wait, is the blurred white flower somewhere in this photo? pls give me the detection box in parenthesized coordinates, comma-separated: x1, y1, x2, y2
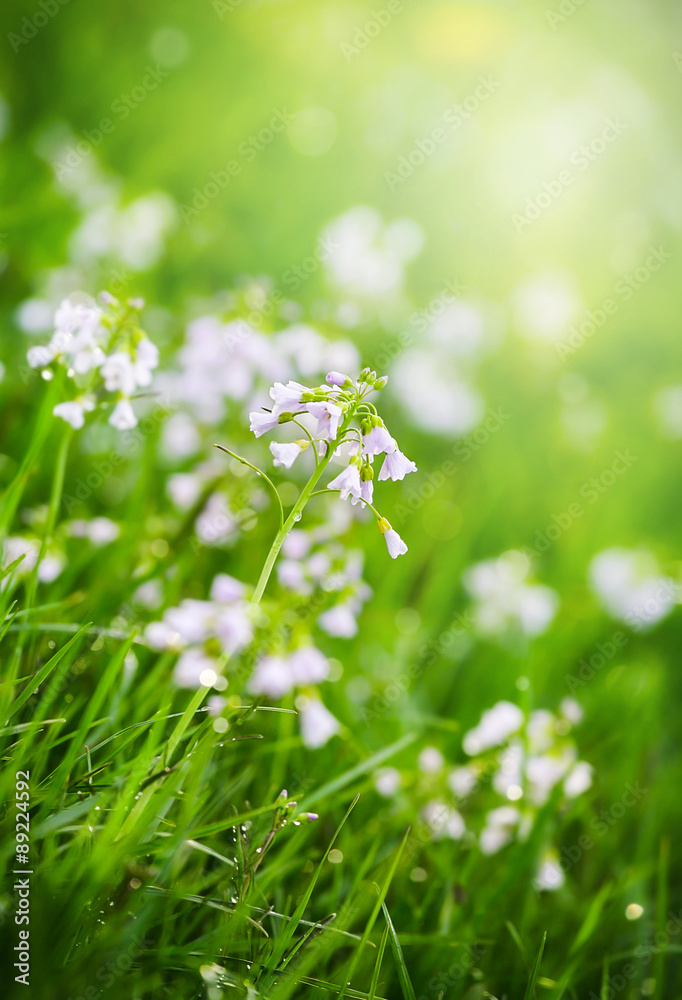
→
(463, 550, 559, 638)
(374, 767, 401, 797)
(298, 698, 340, 748)
(418, 746, 445, 773)
(463, 701, 524, 755)
(654, 386, 682, 439)
(423, 800, 465, 841)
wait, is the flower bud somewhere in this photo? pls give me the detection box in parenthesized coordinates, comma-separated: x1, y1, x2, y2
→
(358, 367, 371, 383)
(374, 376, 388, 389)
(326, 371, 353, 387)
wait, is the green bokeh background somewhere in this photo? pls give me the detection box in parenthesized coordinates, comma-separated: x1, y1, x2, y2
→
(1, 0, 682, 995)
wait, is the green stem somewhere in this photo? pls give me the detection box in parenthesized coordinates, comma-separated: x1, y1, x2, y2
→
(251, 441, 337, 606)
(23, 423, 73, 620)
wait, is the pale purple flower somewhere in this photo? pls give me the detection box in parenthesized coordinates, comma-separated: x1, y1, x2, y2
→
(53, 398, 95, 430)
(327, 464, 362, 501)
(101, 352, 137, 395)
(377, 518, 408, 559)
(362, 424, 396, 456)
(109, 398, 137, 430)
(28, 344, 56, 369)
(290, 647, 329, 685)
(270, 380, 308, 409)
(299, 698, 340, 748)
(326, 371, 351, 387)
(378, 447, 418, 481)
(270, 440, 308, 469)
(210, 574, 246, 603)
(306, 400, 343, 440)
(318, 602, 359, 638)
(174, 648, 219, 688)
(213, 603, 253, 654)
(351, 478, 374, 507)
(165, 599, 215, 645)
(250, 410, 281, 437)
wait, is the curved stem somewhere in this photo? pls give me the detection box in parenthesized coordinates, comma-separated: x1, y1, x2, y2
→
(309, 488, 382, 520)
(214, 444, 284, 529)
(250, 408, 357, 605)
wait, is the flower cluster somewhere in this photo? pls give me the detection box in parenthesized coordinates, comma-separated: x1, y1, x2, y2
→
(143, 572, 343, 749)
(373, 697, 592, 891)
(463, 549, 559, 638)
(249, 368, 417, 559)
(27, 292, 158, 431)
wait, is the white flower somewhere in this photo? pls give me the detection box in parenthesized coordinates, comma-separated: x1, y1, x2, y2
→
(144, 620, 184, 651)
(588, 547, 676, 630)
(533, 856, 565, 892)
(210, 574, 246, 603)
(378, 447, 418, 482)
(290, 647, 329, 685)
(250, 656, 296, 698)
(362, 424, 395, 456)
(213, 604, 253, 654)
(564, 761, 593, 798)
(270, 440, 309, 469)
(377, 518, 408, 559)
(423, 801, 465, 841)
(87, 517, 120, 545)
(480, 806, 520, 855)
(27, 345, 55, 368)
(318, 602, 359, 637)
(53, 398, 95, 430)
(174, 648, 219, 688)
(167, 473, 202, 510)
(165, 599, 215, 644)
(328, 464, 362, 502)
(448, 766, 478, 799)
(463, 701, 524, 755)
(270, 380, 308, 409)
(352, 477, 374, 507)
(463, 551, 559, 638)
(109, 398, 138, 430)
(374, 767, 401, 797)
(132, 337, 159, 387)
(101, 352, 137, 395)
(250, 410, 282, 437)
(54, 296, 102, 336)
(298, 698, 340, 748)
(37, 553, 65, 583)
(68, 330, 106, 374)
(560, 698, 583, 726)
(306, 400, 343, 440)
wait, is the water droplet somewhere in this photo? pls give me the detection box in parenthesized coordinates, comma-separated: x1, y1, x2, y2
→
(293, 513, 302, 522)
